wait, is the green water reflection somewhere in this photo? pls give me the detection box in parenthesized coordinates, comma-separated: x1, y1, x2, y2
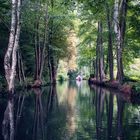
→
(0, 81, 140, 140)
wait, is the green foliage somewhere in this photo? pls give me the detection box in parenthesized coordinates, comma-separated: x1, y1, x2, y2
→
(132, 82, 140, 97)
(67, 69, 78, 80)
(0, 0, 140, 85)
(58, 74, 65, 82)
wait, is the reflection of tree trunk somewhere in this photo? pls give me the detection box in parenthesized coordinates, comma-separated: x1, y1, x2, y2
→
(117, 95, 124, 139)
(33, 88, 44, 140)
(95, 87, 101, 140)
(95, 88, 101, 139)
(15, 94, 25, 135)
(2, 96, 14, 140)
(95, 87, 106, 140)
(47, 85, 58, 113)
(107, 93, 114, 139)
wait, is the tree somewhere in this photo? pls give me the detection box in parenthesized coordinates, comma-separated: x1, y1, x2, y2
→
(95, 21, 105, 82)
(105, 0, 114, 80)
(114, 0, 128, 84)
(33, 1, 49, 85)
(4, 0, 21, 93)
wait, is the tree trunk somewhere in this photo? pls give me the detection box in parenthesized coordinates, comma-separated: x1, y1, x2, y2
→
(114, 0, 127, 84)
(98, 21, 105, 82)
(34, 4, 40, 81)
(106, 2, 114, 80)
(39, 4, 48, 79)
(34, 2, 48, 86)
(51, 59, 57, 84)
(4, 0, 17, 86)
(95, 25, 99, 80)
(17, 50, 22, 84)
(4, 0, 21, 93)
(17, 49, 26, 85)
(114, 0, 123, 84)
(95, 21, 105, 82)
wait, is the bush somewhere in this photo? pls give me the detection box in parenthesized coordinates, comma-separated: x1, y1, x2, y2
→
(58, 75, 65, 82)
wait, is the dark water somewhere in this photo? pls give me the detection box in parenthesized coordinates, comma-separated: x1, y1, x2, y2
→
(0, 81, 140, 140)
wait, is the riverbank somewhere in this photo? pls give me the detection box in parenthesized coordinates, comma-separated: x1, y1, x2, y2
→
(88, 77, 140, 104)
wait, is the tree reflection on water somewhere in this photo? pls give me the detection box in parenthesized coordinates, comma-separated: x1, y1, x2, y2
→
(2, 95, 14, 140)
(0, 81, 140, 140)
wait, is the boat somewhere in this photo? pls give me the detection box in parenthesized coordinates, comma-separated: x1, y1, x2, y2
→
(76, 75, 82, 81)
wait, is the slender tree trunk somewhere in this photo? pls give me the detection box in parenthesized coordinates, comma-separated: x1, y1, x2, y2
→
(119, 0, 128, 79)
(34, 2, 49, 86)
(104, 52, 109, 75)
(51, 59, 57, 84)
(17, 50, 22, 84)
(49, 19, 56, 83)
(4, 0, 16, 86)
(114, 0, 127, 84)
(4, 0, 21, 93)
(114, 0, 123, 84)
(95, 25, 99, 80)
(39, 4, 48, 78)
(98, 21, 105, 82)
(106, 2, 114, 80)
(34, 6, 40, 81)
(17, 49, 26, 85)
(9, 0, 21, 92)
(95, 21, 105, 82)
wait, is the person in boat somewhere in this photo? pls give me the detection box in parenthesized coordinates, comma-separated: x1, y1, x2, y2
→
(76, 75, 82, 81)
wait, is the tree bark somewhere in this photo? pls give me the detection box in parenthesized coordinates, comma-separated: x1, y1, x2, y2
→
(106, 2, 114, 80)
(4, 0, 17, 86)
(95, 25, 99, 80)
(98, 21, 105, 82)
(34, 2, 49, 85)
(114, 0, 123, 84)
(114, 0, 127, 84)
(95, 21, 105, 82)
(4, 0, 21, 93)
(39, 4, 49, 79)
(17, 49, 26, 85)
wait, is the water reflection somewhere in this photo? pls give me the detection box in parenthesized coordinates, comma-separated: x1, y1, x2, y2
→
(92, 85, 125, 140)
(0, 81, 140, 140)
(67, 81, 77, 136)
(2, 96, 14, 140)
(107, 92, 114, 139)
(32, 88, 44, 140)
(15, 93, 25, 137)
(116, 94, 125, 140)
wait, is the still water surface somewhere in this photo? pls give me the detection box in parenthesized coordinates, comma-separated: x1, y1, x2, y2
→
(0, 81, 140, 140)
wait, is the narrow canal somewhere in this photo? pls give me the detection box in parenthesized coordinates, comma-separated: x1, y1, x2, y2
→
(0, 81, 140, 140)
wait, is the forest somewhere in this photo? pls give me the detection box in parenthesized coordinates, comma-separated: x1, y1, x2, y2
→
(0, 1, 140, 140)
(0, 0, 140, 95)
